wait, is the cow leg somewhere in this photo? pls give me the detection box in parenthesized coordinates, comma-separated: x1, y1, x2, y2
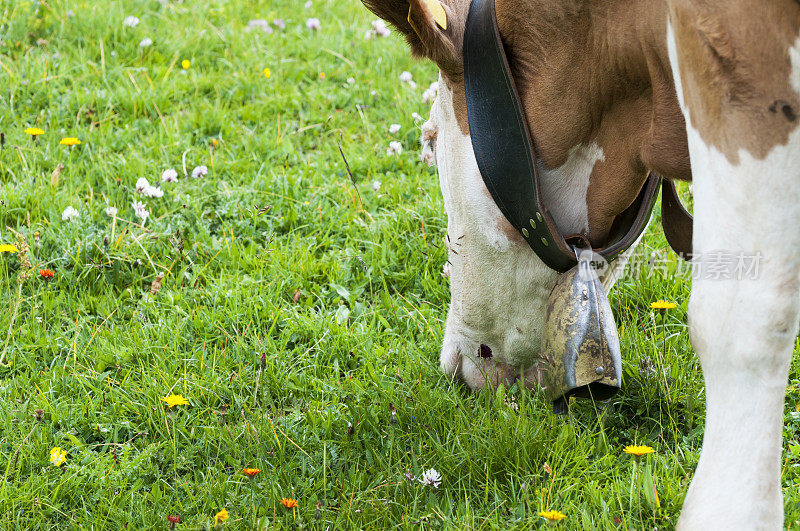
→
(666, 5, 800, 526)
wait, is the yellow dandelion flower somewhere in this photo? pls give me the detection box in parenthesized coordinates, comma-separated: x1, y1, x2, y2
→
(649, 300, 677, 310)
(161, 394, 190, 408)
(318, 72, 326, 79)
(623, 445, 655, 457)
(59, 137, 81, 146)
(49, 446, 67, 467)
(25, 127, 44, 136)
(0, 244, 19, 253)
(263, 67, 271, 78)
(181, 59, 191, 70)
(538, 509, 567, 523)
(214, 508, 228, 525)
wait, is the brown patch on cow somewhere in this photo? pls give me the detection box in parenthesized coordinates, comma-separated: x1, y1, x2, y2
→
(668, 0, 800, 163)
(495, 0, 692, 243)
(443, 75, 470, 135)
(585, 98, 652, 245)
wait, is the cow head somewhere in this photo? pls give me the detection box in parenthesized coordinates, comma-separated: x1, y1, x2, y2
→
(364, 0, 608, 389)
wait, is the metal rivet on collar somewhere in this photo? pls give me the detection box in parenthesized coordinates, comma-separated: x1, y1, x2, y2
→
(521, 228, 529, 238)
(536, 212, 543, 222)
(541, 237, 549, 246)
(529, 219, 536, 229)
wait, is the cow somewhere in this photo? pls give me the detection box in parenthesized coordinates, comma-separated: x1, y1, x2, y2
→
(361, 0, 800, 527)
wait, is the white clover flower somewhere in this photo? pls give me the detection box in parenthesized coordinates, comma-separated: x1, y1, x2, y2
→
(105, 206, 118, 217)
(347, 77, 355, 84)
(420, 143, 435, 166)
(143, 186, 163, 198)
(411, 112, 423, 122)
(246, 19, 273, 33)
(161, 169, 178, 183)
(389, 123, 401, 134)
(135, 177, 151, 193)
(364, 30, 374, 40)
(139, 37, 153, 48)
(386, 141, 403, 156)
(408, 80, 417, 89)
(304, 1, 313, 8)
(66, 9, 75, 18)
(62, 206, 79, 222)
(191, 165, 208, 179)
(372, 180, 381, 192)
(372, 20, 390, 37)
(422, 81, 440, 104)
(273, 18, 286, 30)
(419, 468, 441, 488)
(123, 16, 140, 28)
(132, 201, 149, 221)
(306, 18, 321, 31)
(399, 71, 413, 83)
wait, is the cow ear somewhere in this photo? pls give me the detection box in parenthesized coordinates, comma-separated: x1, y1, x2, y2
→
(362, 0, 463, 77)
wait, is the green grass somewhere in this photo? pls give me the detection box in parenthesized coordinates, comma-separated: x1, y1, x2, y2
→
(2, 0, 800, 528)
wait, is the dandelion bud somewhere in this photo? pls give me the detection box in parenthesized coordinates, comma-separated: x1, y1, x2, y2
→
(103, 236, 109, 247)
(219, 403, 228, 425)
(34, 409, 44, 422)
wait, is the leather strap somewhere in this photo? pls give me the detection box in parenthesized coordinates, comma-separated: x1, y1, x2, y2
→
(661, 179, 693, 259)
(463, 0, 668, 272)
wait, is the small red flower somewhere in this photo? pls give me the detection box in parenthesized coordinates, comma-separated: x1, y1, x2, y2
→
(39, 269, 55, 280)
(168, 515, 181, 529)
(243, 468, 261, 477)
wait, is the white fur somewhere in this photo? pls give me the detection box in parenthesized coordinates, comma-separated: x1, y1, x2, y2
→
(669, 25, 800, 529)
(538, 142, 602, 235)
(429, 75, 612, 387)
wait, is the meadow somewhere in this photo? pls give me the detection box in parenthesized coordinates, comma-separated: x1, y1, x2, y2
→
(2, 0, 800, 528)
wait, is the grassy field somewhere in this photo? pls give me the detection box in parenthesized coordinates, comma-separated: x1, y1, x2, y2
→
(2, 0, 800, 528)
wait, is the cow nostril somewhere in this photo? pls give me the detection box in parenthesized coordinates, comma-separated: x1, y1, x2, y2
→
(479, 344, 493, 359)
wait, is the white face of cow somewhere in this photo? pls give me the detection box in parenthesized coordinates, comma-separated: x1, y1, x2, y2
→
(424, 74, 609, 389)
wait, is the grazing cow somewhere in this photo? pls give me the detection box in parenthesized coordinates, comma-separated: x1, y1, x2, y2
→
(363, 0, 800, 527)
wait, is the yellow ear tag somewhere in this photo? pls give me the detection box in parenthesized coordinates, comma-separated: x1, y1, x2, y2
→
(423, 0, 448, 30)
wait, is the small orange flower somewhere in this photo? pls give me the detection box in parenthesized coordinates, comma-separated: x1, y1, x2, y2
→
(39, 269, 55, 279)
(318, 72, 326, 79)
(280, 498, 298, 509)
(243, 468, 261, 477)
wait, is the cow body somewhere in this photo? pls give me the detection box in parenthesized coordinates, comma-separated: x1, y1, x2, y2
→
(363, 0, 800, 526)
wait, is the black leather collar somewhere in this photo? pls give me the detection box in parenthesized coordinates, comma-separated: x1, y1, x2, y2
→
(462, 0, 664, 272)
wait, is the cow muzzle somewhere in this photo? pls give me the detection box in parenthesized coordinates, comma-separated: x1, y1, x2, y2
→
(541, 250, 623, 414)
